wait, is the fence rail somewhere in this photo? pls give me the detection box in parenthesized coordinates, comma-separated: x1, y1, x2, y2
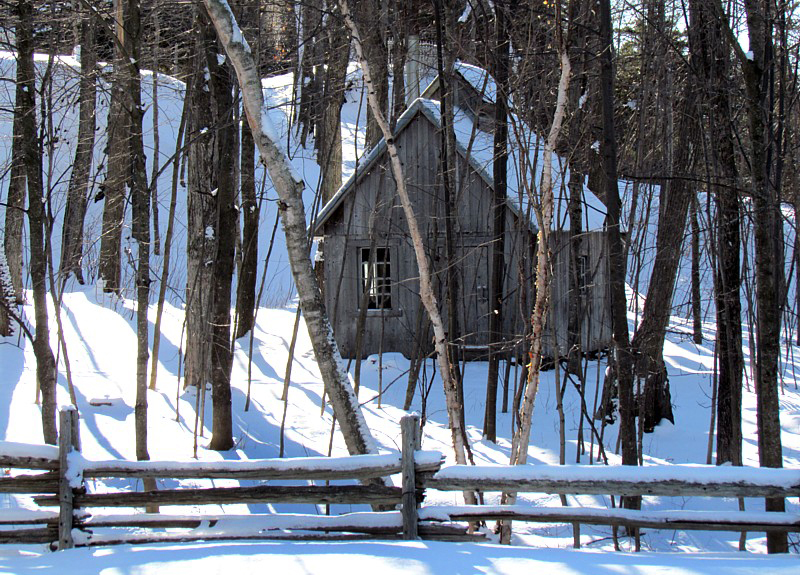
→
(0, 409, 798, 550)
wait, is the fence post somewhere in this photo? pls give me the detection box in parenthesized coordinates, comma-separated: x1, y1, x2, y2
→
(400, 414, 420, 540)
(58, 407, 80, 550)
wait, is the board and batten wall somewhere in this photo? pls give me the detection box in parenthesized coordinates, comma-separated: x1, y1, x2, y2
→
(319, 109, 611, 361)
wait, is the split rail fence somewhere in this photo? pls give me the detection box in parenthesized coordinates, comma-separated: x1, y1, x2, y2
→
(1, 410, 798, 550)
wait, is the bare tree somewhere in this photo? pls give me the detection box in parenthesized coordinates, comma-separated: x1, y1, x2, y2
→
(484, 0, 510, 443)
(735, 0, 787, 553)
(60, 0, 97, 284)
(598, 0, 637, 469)
(687, 0, 743, 467)
(234, 0, 260, 340)
(203, 0, 380, 458)
(339, 0, 475, 472)
(98, 0, 131, 294)
(4, 65, 26, 303)
(124, 0, 152, 463)
(16, 0, 58, 444)
(202, 6, 238, 451)
(185, 10, 218, 393)
(501, 0, 572, 544)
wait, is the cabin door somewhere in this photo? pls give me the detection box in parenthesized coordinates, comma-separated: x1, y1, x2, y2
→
(458, 243, 490, 351)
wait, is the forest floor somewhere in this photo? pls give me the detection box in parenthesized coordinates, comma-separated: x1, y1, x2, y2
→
(0, 285, 798, 573)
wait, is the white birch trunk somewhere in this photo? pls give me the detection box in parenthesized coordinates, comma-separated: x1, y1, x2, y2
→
(203, 0, 378, 460)
(338, 0, 472, 471)
(500, 47, 571, 544)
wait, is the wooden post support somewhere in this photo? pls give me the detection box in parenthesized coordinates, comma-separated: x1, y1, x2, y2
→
(58, 408, 80, 550)
(400, 414, 420, 540)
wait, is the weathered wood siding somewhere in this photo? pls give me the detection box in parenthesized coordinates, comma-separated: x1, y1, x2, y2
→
(543, 230, 613, 357)
(320, 109, 610, 360)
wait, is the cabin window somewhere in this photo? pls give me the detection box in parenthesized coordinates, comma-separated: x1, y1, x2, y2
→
(360, 247, 393, 310)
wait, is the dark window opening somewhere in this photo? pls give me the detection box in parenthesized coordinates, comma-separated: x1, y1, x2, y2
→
(361, 247, 392, 310)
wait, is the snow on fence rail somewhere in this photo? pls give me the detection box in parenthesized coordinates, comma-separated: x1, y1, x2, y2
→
(0, 410, 798, 550)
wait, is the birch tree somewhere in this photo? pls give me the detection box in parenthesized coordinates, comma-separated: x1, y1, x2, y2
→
(500, 0, 571, 544)
(202, 0, 379, 459)
(338, 0, 475, 474)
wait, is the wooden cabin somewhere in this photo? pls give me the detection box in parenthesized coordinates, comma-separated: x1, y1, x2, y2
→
(312, 97, 612, 361)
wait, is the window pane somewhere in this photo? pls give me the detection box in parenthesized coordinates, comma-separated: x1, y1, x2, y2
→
(360, 247, 392, 309)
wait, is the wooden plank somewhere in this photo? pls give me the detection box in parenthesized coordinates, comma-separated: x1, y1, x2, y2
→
(0, 527, 57, 544)
(401, 414, 419, 539)
(84, 462, 401, 480)
(425, 477, 800, 498)
(38, 484, 403, 508)
(76, 532, 397, 547)
(0, 442, 59, 469)
(80, 511, 402, 531)
(0, 472, 59, 493)
(426, 467, 800, 498)
(82, 454, 442, 480)
(437, 508, 800, 533)
(0, 510, 59, 525)
(0, 455, 59, 471)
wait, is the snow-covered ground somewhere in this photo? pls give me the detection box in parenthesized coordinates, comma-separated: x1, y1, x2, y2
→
(2, 540, 799, 574)
(0, 282, 798, 572)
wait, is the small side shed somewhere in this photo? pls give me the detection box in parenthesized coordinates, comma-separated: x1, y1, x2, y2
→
(313, 97, 611, 361)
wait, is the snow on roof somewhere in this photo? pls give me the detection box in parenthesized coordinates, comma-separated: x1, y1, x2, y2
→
(454, 61, 497, 104)
(313, 97, 606, 234)
(419, 61, 498, 104)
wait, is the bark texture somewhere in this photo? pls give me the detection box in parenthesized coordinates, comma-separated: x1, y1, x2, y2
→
(60, 2, 97, 284)
(17, 0, 58, 444)
(98, 0, 131, 294)
(339, 0, 472, 470)
(203, 0, 380, 459)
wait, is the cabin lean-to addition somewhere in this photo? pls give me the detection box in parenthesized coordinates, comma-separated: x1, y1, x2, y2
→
(313, 66, 612, 362)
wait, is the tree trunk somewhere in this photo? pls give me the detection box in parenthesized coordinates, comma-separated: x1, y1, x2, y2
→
(432, 0, 466, 441)
(630, 86, 697, 433)
(564, 0, 592, 377)
(0, 255, 14, 337)
(98, 0, 130, 294)
(501, 8, 571, 543)
(234, 0, 261, 341)
(185, 12, 217, 392)
(202, 8, 237, 451)
(339, 0, 472, 471)
(484, 0, 510, 443)
(739, 0, 787, 553)
(297, 0, 323, 147)
(204, 0, 380, 460)
(354, 0, 389, 149)
(235, 121, 259, 340)
(125, 0, 151, 463)
(17, 0, 58, 445)
(690, 192, 703, 344)
(60, 2, 97, 285)
(4, 77, 25, 303)
(598, 0, 637, 468)
(688, 0, 743, 467)
(318, 9, 350, 204)
(389, 0, 408, 128)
